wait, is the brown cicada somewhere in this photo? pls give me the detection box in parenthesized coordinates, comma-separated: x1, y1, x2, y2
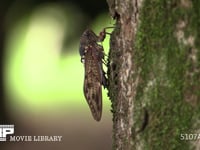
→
(79, 28, 108, 121)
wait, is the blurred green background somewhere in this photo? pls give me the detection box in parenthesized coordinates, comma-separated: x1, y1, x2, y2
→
(1, 1, 114, 150)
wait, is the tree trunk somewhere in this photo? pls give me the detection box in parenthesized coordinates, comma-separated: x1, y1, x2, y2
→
(107, 0, 200, 149)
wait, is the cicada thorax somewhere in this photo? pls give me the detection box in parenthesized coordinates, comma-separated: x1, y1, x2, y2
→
(79, 29, 106, 60)
(79, 28, 108, 121)
(79, 29, 99, 59)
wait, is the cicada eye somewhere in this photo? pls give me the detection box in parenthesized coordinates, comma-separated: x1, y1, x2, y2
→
(81, 57, 85, 63)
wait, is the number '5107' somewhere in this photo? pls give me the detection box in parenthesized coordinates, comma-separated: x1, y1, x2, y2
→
(180, 133, 200, 140)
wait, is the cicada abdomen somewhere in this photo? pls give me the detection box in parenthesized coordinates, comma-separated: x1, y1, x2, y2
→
(79, 28, 107, 121)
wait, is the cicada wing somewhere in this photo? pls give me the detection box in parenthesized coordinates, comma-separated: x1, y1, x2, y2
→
(83, 46, 102, 121)
(84, 75, 102, 121)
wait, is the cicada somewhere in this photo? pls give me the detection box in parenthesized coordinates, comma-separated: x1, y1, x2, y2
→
(79, 28, 108, 121)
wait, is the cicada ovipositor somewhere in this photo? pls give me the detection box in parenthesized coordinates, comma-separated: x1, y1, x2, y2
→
(79, 28, 108, 121)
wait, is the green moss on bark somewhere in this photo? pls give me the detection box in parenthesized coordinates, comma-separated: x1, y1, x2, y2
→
(134, 0, 200, 149)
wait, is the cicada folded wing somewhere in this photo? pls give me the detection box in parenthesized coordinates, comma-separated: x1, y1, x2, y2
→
(83, 45, 103, 121)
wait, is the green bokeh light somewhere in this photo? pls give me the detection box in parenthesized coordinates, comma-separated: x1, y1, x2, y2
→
(4, 4, 113, 117)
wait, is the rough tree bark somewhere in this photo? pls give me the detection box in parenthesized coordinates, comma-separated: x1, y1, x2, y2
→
(107, 0, 200, 149)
